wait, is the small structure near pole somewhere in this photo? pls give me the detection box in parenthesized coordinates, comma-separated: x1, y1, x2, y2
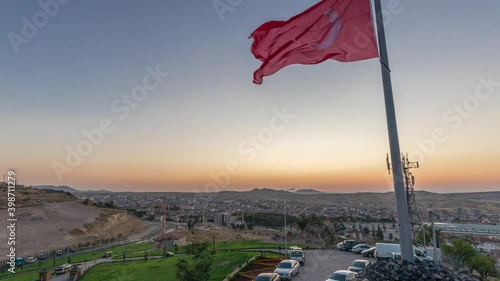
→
(39, 268, 51, 281)
(154, 231, 187, 249)
(69, 266, 82, 280)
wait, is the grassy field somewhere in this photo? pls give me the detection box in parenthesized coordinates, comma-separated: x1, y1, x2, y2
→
(2, 272, 40, 281)
(119, 240, 291, 259)
(0, 240, 289, 279)
(0, 259, 66, 278)
(78, 252, 261, 281)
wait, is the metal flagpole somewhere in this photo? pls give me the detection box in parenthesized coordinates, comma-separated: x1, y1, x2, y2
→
(373, 0, 414, 262)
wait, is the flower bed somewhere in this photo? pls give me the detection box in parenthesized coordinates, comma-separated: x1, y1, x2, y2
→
(233, 257, 282, 281)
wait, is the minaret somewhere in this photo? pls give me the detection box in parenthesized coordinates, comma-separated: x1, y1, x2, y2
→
(162, 193, 167, 233)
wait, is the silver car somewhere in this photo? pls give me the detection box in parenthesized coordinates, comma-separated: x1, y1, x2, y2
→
(273, 260, 300, 280)
(352, 244, 371, 254)
(326, 270, 357, 281)
(347, 259, 371, 273)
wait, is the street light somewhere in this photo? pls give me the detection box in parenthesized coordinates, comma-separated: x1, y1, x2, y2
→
(284, 188, 294, 259)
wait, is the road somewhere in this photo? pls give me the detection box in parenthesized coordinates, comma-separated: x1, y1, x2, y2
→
(293, 249, 376, 281)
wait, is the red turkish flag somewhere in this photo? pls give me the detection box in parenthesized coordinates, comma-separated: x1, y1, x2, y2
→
(251, 0, 379, 84)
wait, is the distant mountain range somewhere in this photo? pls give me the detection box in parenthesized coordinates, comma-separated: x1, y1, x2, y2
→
(293, 189, 324, 194)
(32, 185, 79, 193)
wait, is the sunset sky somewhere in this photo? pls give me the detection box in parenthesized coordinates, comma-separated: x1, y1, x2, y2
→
(1, 0, 499, 193)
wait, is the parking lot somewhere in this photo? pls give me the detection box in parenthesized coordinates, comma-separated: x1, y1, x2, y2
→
(293, 249, 376, 281)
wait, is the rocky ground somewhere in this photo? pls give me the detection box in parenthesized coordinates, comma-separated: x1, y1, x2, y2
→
(355, 259, 482, 281)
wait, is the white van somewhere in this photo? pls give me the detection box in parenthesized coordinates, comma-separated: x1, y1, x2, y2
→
(55, 263, 72, 274)
(374, 243, 433, 262)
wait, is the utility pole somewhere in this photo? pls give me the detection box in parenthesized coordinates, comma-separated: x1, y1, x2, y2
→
(162, 193, 167, 234)
(429, 210, 438, 262)
(284, 200, 287, 259)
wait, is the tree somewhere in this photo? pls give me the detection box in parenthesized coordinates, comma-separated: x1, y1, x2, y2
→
(382, 224, 386, 232)
(335, 221, 346, 233)
(388, 233, 393, 240)
(363, 226, 370, 236)
(176, 242, 214, 281)
(376, 225, 384, 241)
(414, 225, 442, 247)
(371, 225, 376, 238)
(442, 238, 477, 270)
(467, 254, 497, 279)
(296, 215, 309, 233)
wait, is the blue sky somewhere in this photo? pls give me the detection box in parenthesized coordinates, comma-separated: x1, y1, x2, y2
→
(1, 0, 499, 192)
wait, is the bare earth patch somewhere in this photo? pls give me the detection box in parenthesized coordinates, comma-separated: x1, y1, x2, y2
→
(0, 201, 145, 257)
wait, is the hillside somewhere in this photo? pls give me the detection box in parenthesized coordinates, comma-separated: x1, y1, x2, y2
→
(0, 188, 146, 257)
(32, 185, 79, 193)
(0, 186, 77, 209)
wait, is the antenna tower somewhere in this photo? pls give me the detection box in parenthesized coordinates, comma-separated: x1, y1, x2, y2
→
(387, 153, 421, 238)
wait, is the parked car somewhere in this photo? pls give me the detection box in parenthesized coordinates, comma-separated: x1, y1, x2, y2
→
(347, 259, 371, 273)
(290, 251, 305, 265)
(336, 242, 345, 250)
(101, 251, 113, 258)
(28, 257, 37, 264)
(273, 260, 300, 280)
(352, 244, 371, 254)
(164, 252, 175, 257)
(14, 257, 24, 266)
(254, 273, 281, 281)
(391, 252, 425, 262)
(340, 240, 360, 251)
(38, 254, 46, 260)
(361, 247, 376, 258)
(287, 246, 303, 254)
(326, 270, 357, 281)
(57, 250, 63, 256)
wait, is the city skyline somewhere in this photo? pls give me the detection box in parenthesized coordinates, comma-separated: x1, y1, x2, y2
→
(1, 0, 500, 193)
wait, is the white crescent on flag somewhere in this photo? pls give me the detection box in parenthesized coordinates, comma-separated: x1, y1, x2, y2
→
(311, 9, 342, 49)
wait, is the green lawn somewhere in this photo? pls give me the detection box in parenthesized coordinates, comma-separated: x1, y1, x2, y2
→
(1, 272, 40, 281)
(79, 252, 261, 281)
(0, 259, 66, 278)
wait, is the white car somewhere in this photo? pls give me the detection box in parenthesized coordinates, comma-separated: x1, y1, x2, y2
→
(326, 270, 357, 281)
(254, 273, 281, 281)
(347, 259, 371, 273)
(28, 257, 37, 264)
(290, 251, 305, 265)
(287, 246, 303, 254)
(274, 260, 300, 280)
